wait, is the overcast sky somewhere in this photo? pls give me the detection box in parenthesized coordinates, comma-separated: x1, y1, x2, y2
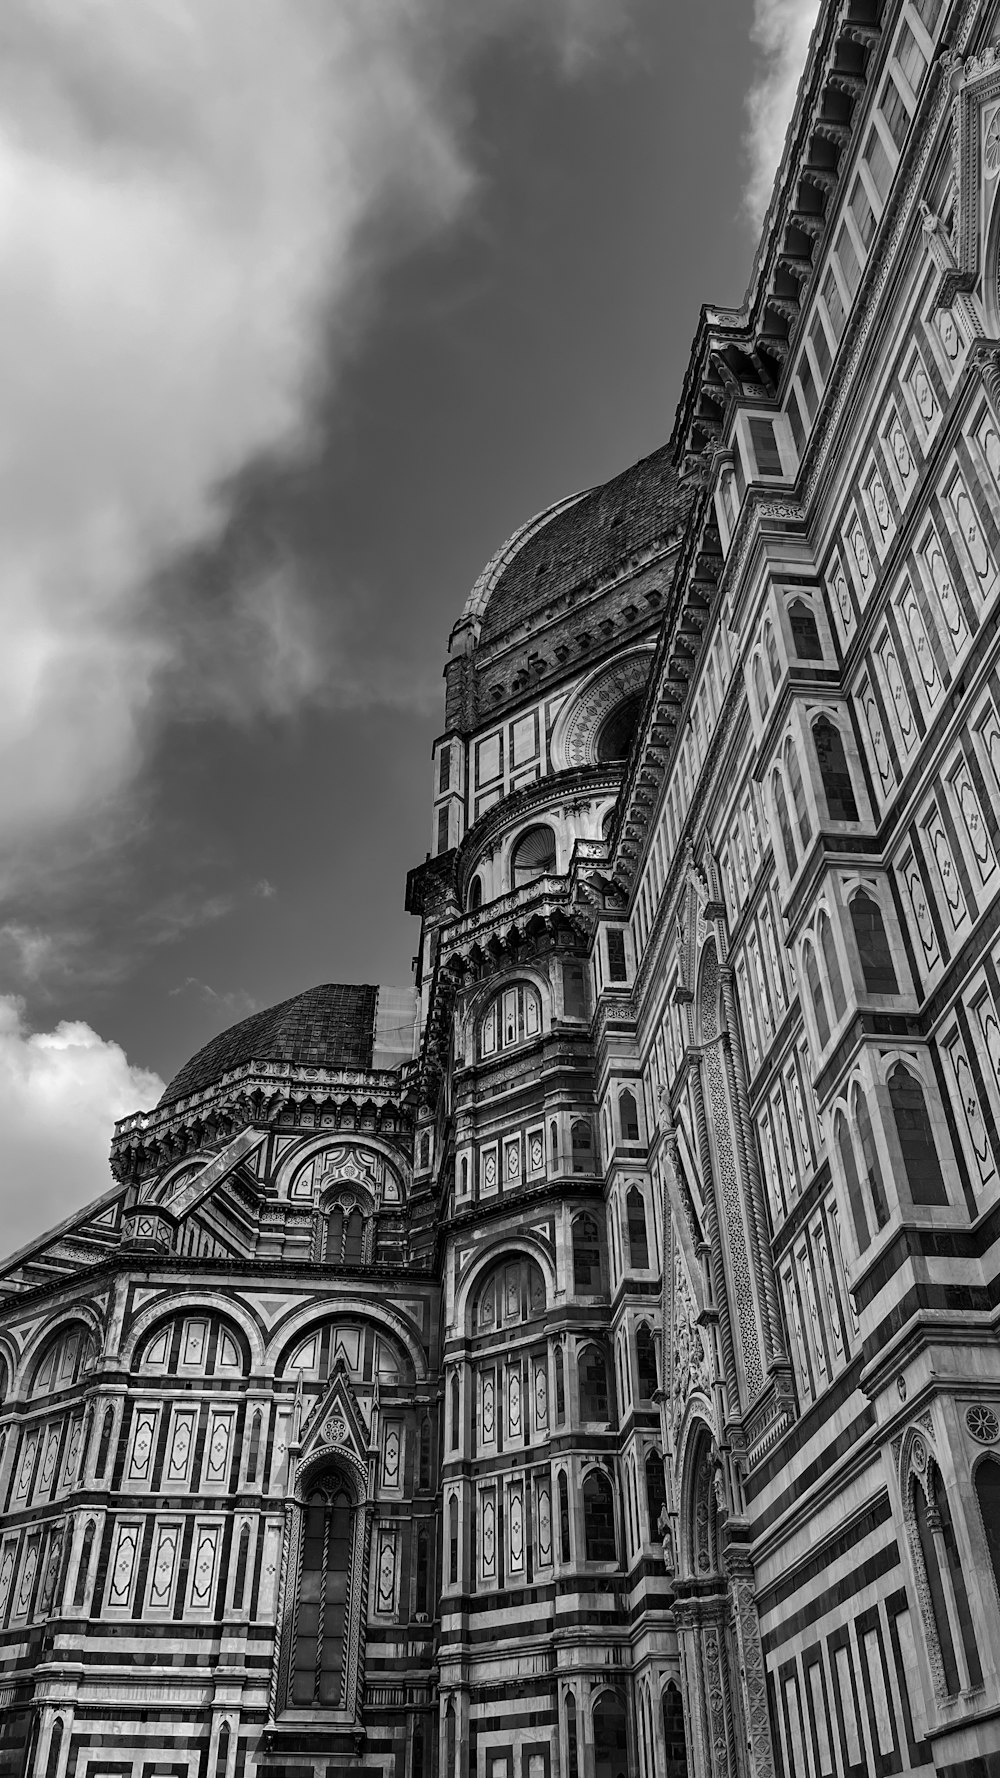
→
(0, 0, 820, 1254)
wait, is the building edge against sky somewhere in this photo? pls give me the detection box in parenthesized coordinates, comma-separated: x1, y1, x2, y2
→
(2, 0, 1000, 1774)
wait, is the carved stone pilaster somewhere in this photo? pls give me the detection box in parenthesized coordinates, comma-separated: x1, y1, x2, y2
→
(725, 1555, 777, 1778)
(718, 967, 786, 1373)
(689, 1055, 740, 1419)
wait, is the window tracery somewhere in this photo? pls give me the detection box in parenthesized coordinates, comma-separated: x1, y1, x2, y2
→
(473, 1255, 546, 1334)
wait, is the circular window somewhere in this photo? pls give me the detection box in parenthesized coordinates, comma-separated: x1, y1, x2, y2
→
(596, 695, 642, 764)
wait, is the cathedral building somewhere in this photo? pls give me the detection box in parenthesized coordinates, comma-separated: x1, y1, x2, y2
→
(4, 0, 1000, 1772)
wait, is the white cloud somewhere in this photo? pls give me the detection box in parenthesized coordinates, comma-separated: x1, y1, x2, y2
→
(0, 0, 628, 867)
(744, 0, 823, 225)
(0, 996, 163, 1260)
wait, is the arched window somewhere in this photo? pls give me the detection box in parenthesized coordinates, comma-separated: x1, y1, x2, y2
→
(324, 1203, 368, 1265)
(474, 1255, 546, 1332)
(511, 824, 557, 889)
(448, 1497, 458, 1585)
(559, 1471, 571, 1562)
(835, 1110, 870, 1253)
(785, 738, 812, 847)
(851, 890, 898, 995)
(291, 1474, 353, 1706)
(214, 1724, 229, 1778)
(597, 695, 643, 764)
(889, 1064, 947, 1205)
(467, 875, 483, 912)
(234, 1524, 251, 1609)
(555, 1346, 566, 1423)
(803, 940, 830, 1050)
(662, 1683, 688, 1778)
(571, 1119, 593, 1175)
(95, 1407, 115, 1480)
(855, 1085, 890, 1229)
(450, 1376, 460, 1452)
(977, 1457, 1000, 1604)
(44, 1720, 62, 1778)
(915, 1462, 982, 1694)
(772, 770, 797, 875)
(764, 621, 781, 687)
(626, 1188, 650, 1270)
(753, 656, 769, 720)
(584, 1475, 618, 1563)
(445, 1700, 456, 1776)
(619, 1089, 640, 1144)
(789, 598, 823, 659)
(479, 982, 542, 1057)
(573, 1216, 601, 1291)
(30, 1325, 92, 1397)
(636, 1325, 658, 1401)
(246, 1409, 262, 1484)
(416, 1524, 430, 1617)
(817, 910, 846, 1022)
(565, 1692, 580, 1778)
(578, 1346, 610, 1422)
(73, 1522, 96, 1608)
(813, 716, 859, 821)
(645, 1451, 666, 1537)
(593, 1691, 628, 1778)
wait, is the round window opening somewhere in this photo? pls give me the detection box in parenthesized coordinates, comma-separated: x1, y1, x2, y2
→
(597, 695, 642, 764)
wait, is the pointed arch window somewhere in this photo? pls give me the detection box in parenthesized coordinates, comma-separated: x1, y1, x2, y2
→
(754, 656, 769, 720)
(559, 1471, 571, 1562)
(789, 598, 823, 659)
(555, 1346, 566, 1423)
(803, 940, 830, 1050)
(290, 1474, 353, 1706)
(569, 1209, 597, 1294)
(578, 1345, 610, 1423)
(619, 1088, 640, 1144)
(73, 1522, 96, 1608)
(583, 1473, 617, 1563)
(785, 738, 812, 847)
(976, 1457, 1000, 1604)
(817, 910, 846, 1022)
(813, 716, 859, 821)
(565, 1692, 580, 1778)
(914, 1461, 982, 1695)
(851, 890, 898, 995)
(772, 769, 797, 875)
(467, 875, 483, 912)
(764, 620, 781, 687)
(645, 1451, 666, 1536)
(836, 1110, 870, 1253)
(855, 1085, 890, 1229)
(889, 1064, 947, 1205)
(571, 1119, 593, 1175)
(636, 1324, 658, 1401)
(626, 1187, 650, 1270)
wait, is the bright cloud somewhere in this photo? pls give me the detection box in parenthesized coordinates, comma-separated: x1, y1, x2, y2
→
(0, 0, 628, 866)
(0, 996, 163, 1259)
(744, 0, 823, 224)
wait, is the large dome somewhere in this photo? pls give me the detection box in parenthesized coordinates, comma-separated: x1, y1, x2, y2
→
(452, 443, 685, 653)
(159, 982, 415, 1107)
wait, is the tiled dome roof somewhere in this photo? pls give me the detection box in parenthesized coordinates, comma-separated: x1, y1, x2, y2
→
(473, 443, 685, 649)
(159, 983, 384, 1106)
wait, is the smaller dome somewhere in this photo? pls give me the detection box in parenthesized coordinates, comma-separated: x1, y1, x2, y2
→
(159, 983, 414, 1107)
